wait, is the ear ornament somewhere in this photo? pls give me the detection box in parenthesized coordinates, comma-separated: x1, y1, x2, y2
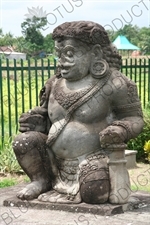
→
(91, 59, 109, 79)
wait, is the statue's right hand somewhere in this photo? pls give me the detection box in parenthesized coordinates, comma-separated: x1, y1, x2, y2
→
(19, 112, 36, 132)
(19, 109, 47, 133)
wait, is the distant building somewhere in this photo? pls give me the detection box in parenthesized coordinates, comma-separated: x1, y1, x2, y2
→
(32, 50, 46, 58)
(113, 35, 140, 51)
(131, 50, 141, 57)
(0, 46, 26, 60)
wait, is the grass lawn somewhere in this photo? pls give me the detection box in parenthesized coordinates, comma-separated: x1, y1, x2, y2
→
(128, 163, 150, 192)
(0, 163, 149, 193)
(0, 173, 29, 188)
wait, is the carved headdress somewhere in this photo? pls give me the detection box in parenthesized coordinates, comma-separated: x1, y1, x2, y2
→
(52, 21, 110, 47)
(52, 21, 122, 70)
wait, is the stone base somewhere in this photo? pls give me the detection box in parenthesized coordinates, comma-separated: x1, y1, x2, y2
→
(3, 197, 130, 216)
(3, 193, 144, 216)
(3, 184, 149, 216)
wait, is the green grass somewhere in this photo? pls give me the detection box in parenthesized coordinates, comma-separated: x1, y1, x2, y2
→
(0, 56, 56, 66)
(130, 169, 150, 193)
(0, 178, 18, 188)
(131, 184, 150, 192)
(0, 175, 30, 188)
(0, 60, 55, 146)
(129, 163, 150, 193)
(0, 138, 23, 173)
(0, 173, 149, 192)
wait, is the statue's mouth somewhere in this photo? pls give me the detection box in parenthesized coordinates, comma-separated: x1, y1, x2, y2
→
(61, 69, 69, 74)
(59, 65, 71, 74)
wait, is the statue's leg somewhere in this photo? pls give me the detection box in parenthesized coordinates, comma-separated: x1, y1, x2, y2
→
(38, 157, 82, 204)
(79, 153, 110, 204)
(13, 131, 53, 200)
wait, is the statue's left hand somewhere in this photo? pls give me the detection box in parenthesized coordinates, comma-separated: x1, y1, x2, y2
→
(99, 125, 127, 148)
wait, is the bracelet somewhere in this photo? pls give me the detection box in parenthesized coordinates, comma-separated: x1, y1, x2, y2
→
(111, 121, 132, 140)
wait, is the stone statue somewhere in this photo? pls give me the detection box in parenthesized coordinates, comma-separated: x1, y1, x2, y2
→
(13, 21, 144, 205)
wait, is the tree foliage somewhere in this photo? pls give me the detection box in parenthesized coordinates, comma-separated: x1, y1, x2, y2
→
(0, 23, 150, 57)
(107, 24, 150, 54)
(43, 34, 55, 55)
(21, 16, 50, 57)
(0, 30, 16, 47)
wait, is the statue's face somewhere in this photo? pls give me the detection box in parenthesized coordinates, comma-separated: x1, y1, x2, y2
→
(55, 38, 91, 81)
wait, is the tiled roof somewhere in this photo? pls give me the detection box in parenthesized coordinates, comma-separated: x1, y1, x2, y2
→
(0, 46, 14, 52)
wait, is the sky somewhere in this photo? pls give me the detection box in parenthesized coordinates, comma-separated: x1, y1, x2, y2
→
(0, 0, 149, 37)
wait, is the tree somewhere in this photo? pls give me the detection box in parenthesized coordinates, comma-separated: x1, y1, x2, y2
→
(43, 34, 54, 54)
(21, 16, 48, 57)
(138, 27, 150, 54)
(15, 36, 27, 53)
(0, 31, 16, 47)
(108, 25, 140, 43)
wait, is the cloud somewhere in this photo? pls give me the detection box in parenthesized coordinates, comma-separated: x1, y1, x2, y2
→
(0, 0, 149, 36)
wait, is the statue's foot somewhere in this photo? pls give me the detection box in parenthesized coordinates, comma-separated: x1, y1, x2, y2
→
(128, 196, 140, 203)
(38, 190, 81, 204)
(16, 180, 51, 200)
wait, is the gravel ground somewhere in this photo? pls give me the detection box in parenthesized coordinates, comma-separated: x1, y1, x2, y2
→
(128, 163, 150, 192)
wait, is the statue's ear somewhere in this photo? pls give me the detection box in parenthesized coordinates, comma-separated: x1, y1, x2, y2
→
(91, 44, 103, 60)
(90, 44, 109, 79)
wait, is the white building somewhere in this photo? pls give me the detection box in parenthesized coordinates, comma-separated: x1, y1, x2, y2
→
(0, 46, 26, 60)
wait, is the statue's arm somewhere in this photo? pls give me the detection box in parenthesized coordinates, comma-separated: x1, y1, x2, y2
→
(19, 76, 56, 134)
(100, 75, 144, 147)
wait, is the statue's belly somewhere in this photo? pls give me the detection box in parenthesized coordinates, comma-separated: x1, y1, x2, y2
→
(51, 121, 101, 159)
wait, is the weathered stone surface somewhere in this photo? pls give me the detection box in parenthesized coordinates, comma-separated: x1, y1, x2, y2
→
(125, 150, 137, 169)
(3, 197, 124, 216)
(12, 21, 144, 205)
(1, 185, 150, 225)
(3, 187, 150, 216)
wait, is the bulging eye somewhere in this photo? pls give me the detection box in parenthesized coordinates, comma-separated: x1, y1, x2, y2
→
(66, 51, 73, 57)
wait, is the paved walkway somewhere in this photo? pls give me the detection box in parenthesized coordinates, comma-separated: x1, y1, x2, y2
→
(0, 185, 150, 225)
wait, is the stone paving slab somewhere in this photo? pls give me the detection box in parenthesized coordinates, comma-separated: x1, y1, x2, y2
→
(1, 184, 135, 216)
(3, 196, 126, 216)
(0, 184, 150, 225)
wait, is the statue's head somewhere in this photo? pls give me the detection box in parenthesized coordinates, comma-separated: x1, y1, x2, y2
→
(52, 21, 121, 81)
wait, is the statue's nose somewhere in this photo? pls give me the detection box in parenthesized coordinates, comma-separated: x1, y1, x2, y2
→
(58, 53, 66, 64)
(57, 59, 65, 69)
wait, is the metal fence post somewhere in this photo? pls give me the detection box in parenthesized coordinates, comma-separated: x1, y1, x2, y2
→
(0, 59, 4, 146)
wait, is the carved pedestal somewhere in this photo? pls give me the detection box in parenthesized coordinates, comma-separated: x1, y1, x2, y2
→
(107, 144, 131, 204)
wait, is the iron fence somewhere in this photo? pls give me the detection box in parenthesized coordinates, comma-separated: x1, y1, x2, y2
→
(121, 58, 150, 108)
(0, 58, 56, 146)
(0, 58, 150, 146)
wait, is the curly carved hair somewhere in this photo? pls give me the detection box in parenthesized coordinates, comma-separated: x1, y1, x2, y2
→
(52, 21, 122, 70)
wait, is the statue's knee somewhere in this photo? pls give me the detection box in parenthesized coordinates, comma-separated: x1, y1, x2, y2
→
(13, 132, 47, 155)
(13, 133, 28, 154)
(80, 179, 109, 204)
(80, 169, 110, 204)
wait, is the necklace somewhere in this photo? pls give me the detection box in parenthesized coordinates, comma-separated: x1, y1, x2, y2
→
(53, 77, 97, 109)
(47, 72, 111, 146)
